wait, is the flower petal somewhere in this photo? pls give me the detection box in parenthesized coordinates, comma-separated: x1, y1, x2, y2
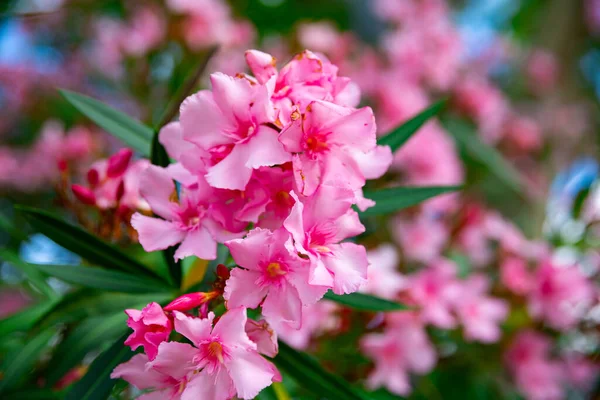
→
(174, 227, 217, 260)
(173, 311, 215, 345)
(131, 214, 185, 252)
(322, 243, 369, 294)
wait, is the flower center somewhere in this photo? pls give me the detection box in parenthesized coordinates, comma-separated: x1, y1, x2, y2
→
(266, 262, 286, 278)
(207, 341, 224, 364)
(305, 135, 329, 153)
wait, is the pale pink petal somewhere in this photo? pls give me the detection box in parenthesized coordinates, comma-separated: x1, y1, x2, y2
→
(330, 209, 365, 242)
(354, 145, 393, 179)
(245, 50, 277, 84)
(245, 319, 279, 358)
(158, 121, 193, 160)
(226, 347, 279, 399)
(278, 119, 304, 153)
(244, 125, 291, 169)
(309, 256, 335, 287)
(283, 191, 306, 248)
(323, 243, 368, 294)
(111, 354, 161, 390)
(173, 311, 214, 345)
(226, 228, 271, 271)
(287, 268, 328, 306)
(149, 341, 197, 380)
(139, 165, 177, 220)
(210, 72, 254, 122)
(182, 368, 235, 400)
(213, 306, 256, 350)
(223, 268, 268, 309)
(325, 105, 377, 152)
(292, 154, 322, 197)
(180, 90, 233, 150)
(205, 143, 252, 190)
(174, 227, 217, 260)
(261, 284, 303, 328)
(131, 214, 185, 252)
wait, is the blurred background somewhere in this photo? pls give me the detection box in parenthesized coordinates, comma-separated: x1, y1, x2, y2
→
(1, 0, 600, 399)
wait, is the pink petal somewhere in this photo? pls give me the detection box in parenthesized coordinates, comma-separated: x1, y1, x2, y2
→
(139, 165, 176, 220)
(282, 191, 306, 248)
(226, 228, 271, 271)
(245, 50, 278, 84)
(131, 214, 185, 252)
(141, 302, 170, 327)
(354, 145, 393, 180)
(261, 284, 303, 328)
(182, 368, 235, 400)
(226, 347, 279, 399)
(287, 268, 329, 306)
(322, 243, 369, 294)
(223, 268, 267, 309)
(210, 72, 254, 123)
(205, 143, 252, 190)
(174, 227, 217, 260)
(213, 306, 256, 350)
(309, 256, 335, 287)
(173, 311, 214, 345)
(326, 105, 377, 152)
(245, 319, 279, 358)
(158, 121, 193, 160)
(278, 119, 304, 153)
(330, 209, 365, 243)
(180, 90, 234, 150)
(292, 154, 322, 197)
(111, 354, 161, 390)
(245, 125, 291, 169)
(149, 341, 197, 380)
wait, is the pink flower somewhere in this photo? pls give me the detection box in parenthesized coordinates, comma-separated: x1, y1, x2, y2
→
(131, 165, 243, 260)
(503, 115, 543, 153)
(528, 260, 595, 330)
(501, 256, 533, 295)
(245, 319, 279, 358)
(279, 100, 390, 197)
(153, 307, 280, 399)
(361, 313, 436, 396)
(525, 50, 558, 94)
(284, 186, 368, 294)
(361, 244, 406, 300)
(453, 275, 508, 343)
(124, 302, 172, 361)
(224, 228, 328, 328)
(391, 213, 449, 264)
(120, 8, 166, 57)
(180, 72, 289, 190)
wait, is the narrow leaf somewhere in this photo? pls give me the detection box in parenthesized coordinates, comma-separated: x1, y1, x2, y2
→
(443, 118, 523, 192)
(0, 300, 59, 337)
(274, 341, 367, 400)
(65, 333, 133, 400)
(45, 313, 128, 387)
(0, 328, 55, 393)
(31, 263, 171, 294)
(15, 206, 165, 281)
(0, 249, 57, 299)
(59, 89, 153, 155)
(324, 291, 409, 312)
(360, 186, 461, 217)
(0, 213, 28, 242)
(378, 100, 446, 152)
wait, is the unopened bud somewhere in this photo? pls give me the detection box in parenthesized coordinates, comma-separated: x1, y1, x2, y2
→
(106, 148, 133, 178)
(87, 168, 99, 186)
(216, 264, 230, 280)
(115, 180, 126, 202)
(71, 184, 96, 206)
(57, 159, 68, 173)
(163, 291, 218, 312)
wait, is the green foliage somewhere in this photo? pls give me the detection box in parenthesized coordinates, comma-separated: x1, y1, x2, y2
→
(0, 249, 58, 299)
(0, 301, 60, 337)
(324, 291, 409, 312)
(378, 100, 447, 152)
(360, 186, 462, 217)
(59, 89, 153, 155)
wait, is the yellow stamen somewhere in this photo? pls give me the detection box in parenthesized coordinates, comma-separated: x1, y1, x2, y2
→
(266, 262, 286, 278)
(207, 341, 224, 363)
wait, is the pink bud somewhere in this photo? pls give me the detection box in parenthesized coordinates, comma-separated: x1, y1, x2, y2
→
(87, 168, 99, 186)
(163, 292, 217, 312)
(106, 148, 133, 178)
(115, 180, 125, 202)
(71, 184, 96, 205)
(57, 159, 68, 173)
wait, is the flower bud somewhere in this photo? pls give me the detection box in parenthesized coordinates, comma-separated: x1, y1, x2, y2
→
(106, 148, 133, 178)
(163, 291, 218, 312)
(87, 168, 99, 186)
(71, 184, 96, 206)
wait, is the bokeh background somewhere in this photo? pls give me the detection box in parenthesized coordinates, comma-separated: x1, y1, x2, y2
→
(1, 0, 600, 399)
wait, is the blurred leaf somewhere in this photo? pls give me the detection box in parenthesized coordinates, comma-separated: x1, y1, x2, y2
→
(65, 333, 133, 400)
(573, 187, 591, 219)
(360, 186, 461, 217)
(2, 389, 62, 400)
(182, 257, 209, 291)
(0, 213, 28, 242)
(31, 263, 172, 294)
(274, 340, 367, 400)
(324, 291, 409, 311)
(0, 328, 55, 393)
(150, 128, 170, 167)
(0, 300, 60, 337)
(16, 206, 165, 282)
(59, 89, 152, 155)
(45, 313, 128, 387)
(443, 118, 522, 193)
(0, 249, 57, 299)
(378, 100, 446, 152)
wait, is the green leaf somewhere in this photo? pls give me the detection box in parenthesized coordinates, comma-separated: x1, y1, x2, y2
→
(31, 263, 171, 294)
(274, 341, 367, 400)
(0, 300, 60, 337)
(65, 333, 133, 400)
(324, 291, 409, 312)
(45, 313, 128, 387)
(150, 128, 171, 167)
(360, 186, 462, 217)
(59, 89, 153, 155)
(0, 328, 55, 393)
(443, 118, 522, 193)
(15, 206, 165, 282)
(0, 213, 28, 242)
(2, 389, 62, 400)
(0, 249, 57, 299)
(377, 100, 446, 152)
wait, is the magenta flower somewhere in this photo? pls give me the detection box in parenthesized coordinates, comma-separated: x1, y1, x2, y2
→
(123, 302, 172, 361)
(131, 165, 244, 260)
(284, 186, 367, 294)
(225, 227, 328, 328)
(180, 72, 290, 190)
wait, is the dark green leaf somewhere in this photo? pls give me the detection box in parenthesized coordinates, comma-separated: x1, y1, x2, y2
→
(378, 100, 446, 152)
(0, 213, 28, 242)
(2, 389, 62, 400)
(65, 333, 133, 400)
(573, 187, 591, 219)
(0, 328, 55, 393)
(0, 249, 57, 299)
(59, 89, 152, 155)
(0, 300, 60, 337)
(150, 128, 171, 167)
(443, 118, 522, 193)
(274, 340, 367, 400)
(324, 291, 409, 312)
(360, 186, 462, 217)
(45, 313, 128, 387)
(31, 263, 172, 293)
(15, 206, 165, 282)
